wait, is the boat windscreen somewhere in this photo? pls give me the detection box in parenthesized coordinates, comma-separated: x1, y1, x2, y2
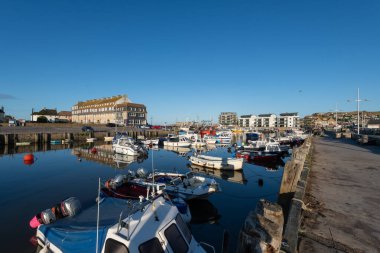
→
(170, 177, 182, 186)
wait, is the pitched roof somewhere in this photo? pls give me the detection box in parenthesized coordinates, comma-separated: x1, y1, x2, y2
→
(58, 111, 72, 116)
(76, 95, 125, 107)
(33, 109, 58, 116)
(115, 102, 146, 108)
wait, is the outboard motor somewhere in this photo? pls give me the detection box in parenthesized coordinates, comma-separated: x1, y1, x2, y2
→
(136, 168, 148, 178)
(60, 197, 81, 218)
(29, 197, 81, 229)
(39, 209, 56, 225)
(110, 174, 128, 189)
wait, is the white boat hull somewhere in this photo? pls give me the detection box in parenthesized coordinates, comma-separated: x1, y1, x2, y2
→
(113, 145, 140, 156)
(163, 141, 191, 147)
(189, 155, 244, 170)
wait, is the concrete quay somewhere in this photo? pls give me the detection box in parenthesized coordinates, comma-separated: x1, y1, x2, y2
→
(0, 124, 172, 145)
(299, 137, 380, 253)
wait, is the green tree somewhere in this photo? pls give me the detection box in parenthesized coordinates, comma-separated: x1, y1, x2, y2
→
(37, 116, 48, 123)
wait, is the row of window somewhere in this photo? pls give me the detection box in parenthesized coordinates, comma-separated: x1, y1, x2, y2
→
(128, 113, 145, 117)
(72, 107, 146, 114)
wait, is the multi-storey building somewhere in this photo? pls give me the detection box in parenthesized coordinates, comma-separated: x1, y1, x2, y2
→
(257, 114, 277, 128)
(238, 114, 257, 128)
(115, 102, 147, 126)
(71, 95, 147, 126)
(277, 113, 300, 128)
(219, 112, 238, 126)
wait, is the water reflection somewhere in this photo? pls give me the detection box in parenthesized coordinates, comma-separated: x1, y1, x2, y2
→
(72, 144, 148, 169)
(0, 142, 74, 156)
(187, 199, 220, 224)
(189, 164, 247, 185)
(249, 159, 285, 171)
(163, 146, 192, 156)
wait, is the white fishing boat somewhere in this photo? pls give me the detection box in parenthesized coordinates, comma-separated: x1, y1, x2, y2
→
(112, 137, 147, 156)
(202, 135, 217, 144)
(35, 195, 210, 253)
(148, 171, 221, 200)
(163, 136, 192, 147)
(178, 130, 198, 141)
(86, 137, 97, 142)
(189, 154, 244, 170)
(191, 139, 207, 147)
(140, 138, 159, 145)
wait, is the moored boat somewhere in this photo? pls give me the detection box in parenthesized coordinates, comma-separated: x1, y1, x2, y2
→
(163, 136, 192, 147)
(112, 137, 147, 156)
(35, 194, 209, 253)
(189, 154, 244, 170)
(101, 174, 192, 223)
(148, 171, 221, 200)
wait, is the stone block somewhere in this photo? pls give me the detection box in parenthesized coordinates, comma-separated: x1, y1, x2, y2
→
(237, 199, 284, 253)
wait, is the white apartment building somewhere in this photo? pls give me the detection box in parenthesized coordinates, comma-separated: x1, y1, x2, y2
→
(257, 114, 277, 128)
(277, 113, 299, 128)
(238, 114, 258, 128)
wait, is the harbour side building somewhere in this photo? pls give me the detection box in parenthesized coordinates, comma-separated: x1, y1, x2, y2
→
(71, 95, 147, 126)
(219, 112, 238, 126)
(277, 112, 300, 128)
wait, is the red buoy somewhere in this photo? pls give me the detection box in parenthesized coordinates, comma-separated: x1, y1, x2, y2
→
(23, 154, 34, 165)
(91, 148, 97, 154)
(24, 159, 34, 165)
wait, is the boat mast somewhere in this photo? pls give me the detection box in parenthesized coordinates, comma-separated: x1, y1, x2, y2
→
(152, 147, 155, 196)
(96, 177, 100, 253)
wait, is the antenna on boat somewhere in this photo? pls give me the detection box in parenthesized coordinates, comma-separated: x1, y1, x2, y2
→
(151, 147, 155, 196)
(96, 177, 100, 253)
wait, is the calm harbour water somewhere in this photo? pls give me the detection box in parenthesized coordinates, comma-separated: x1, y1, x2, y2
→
(0, 138, 286, 253)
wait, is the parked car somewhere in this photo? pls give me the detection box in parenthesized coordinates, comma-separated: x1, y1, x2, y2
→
(81, 126, 94, 132)
(106, 123, 116, 127)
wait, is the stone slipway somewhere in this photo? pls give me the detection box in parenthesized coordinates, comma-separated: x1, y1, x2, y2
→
(299, 137, 380, 253)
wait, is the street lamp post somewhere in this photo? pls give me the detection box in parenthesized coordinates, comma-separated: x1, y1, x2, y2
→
(348, 88, 368, 135)
(330, 103, 340, 128)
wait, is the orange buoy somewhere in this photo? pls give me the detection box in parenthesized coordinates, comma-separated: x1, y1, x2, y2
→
(24, 159, 34, 165)
(24, 154, 34, 161)
(24, 154, 34, 165)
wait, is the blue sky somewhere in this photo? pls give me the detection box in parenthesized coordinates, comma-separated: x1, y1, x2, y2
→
(1, 0, 379, 124)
